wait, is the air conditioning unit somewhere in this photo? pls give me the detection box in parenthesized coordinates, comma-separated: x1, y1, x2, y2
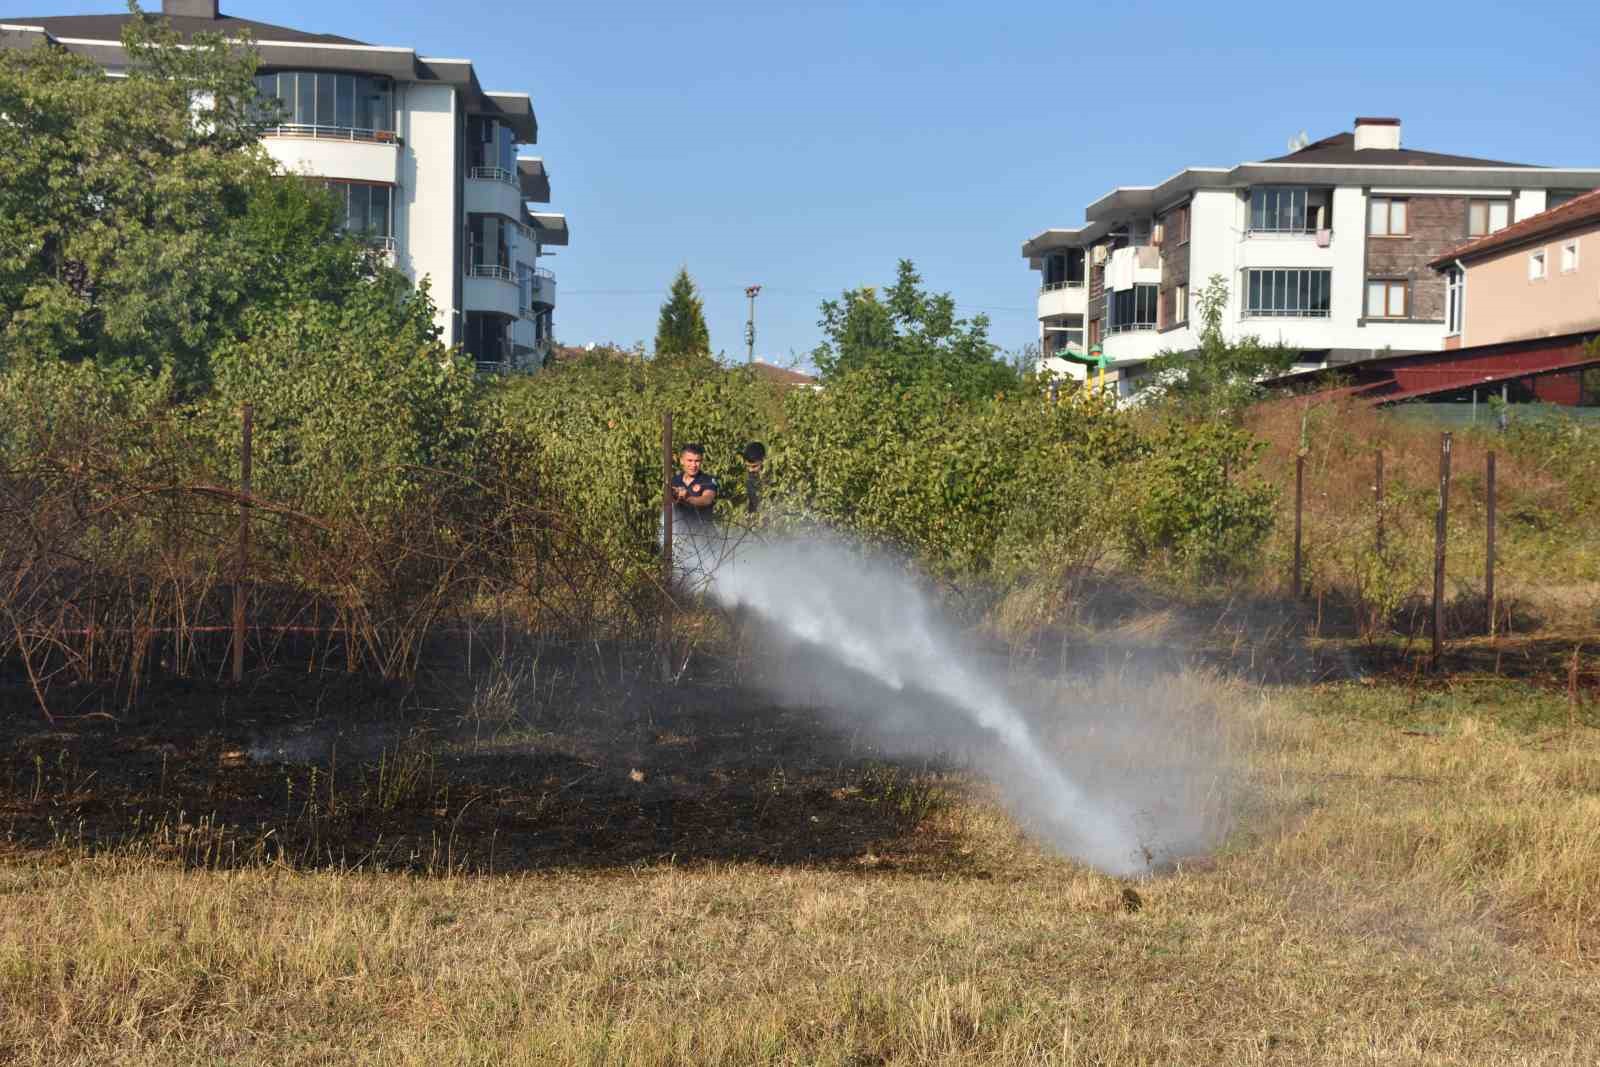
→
(1315, 229, 1332, 247)
(1092, 245, 1107, 265)
(1152, 223, 1165, 244)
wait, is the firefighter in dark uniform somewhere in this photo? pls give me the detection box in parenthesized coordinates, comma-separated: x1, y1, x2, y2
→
(669, 442, 719, 528)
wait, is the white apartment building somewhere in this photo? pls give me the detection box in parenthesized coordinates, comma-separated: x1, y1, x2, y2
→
(3, 0, 567, 372)
(1023, 118, 1600, 397)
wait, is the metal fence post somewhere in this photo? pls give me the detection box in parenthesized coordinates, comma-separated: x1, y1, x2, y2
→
(233, 403, 253, 685)
(1486, 451, 1497, 637)
(1431, 432, 1452, 669)
(659, 412, 674, 679)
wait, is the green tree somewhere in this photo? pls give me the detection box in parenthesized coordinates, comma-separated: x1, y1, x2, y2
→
(1140, 274, 1297, 415)
(0, 5, 396, 391)
(653, 267, 712, 363)
(811, 260, 1016, 400)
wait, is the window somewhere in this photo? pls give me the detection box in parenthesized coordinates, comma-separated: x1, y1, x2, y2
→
(468, 116, 519, 176)
(1561, 239, 1580, 273)
(1244, 269, 1331, 318)
(1366, 280, 1407, 319)
(252, 71, 395, 135)
(1468, 199, 1510, 237)
(466, 214, 513, 275)
(1109, 284, 1158, 332)
(1528, 250, 1547, 280)
(1046, 314, 1085, 353)
(1445, 270, 1464, 335)
(464, 312, 511, 366)
(1250, 187, 1330, 233)
(1164, 204, 1189, 245)
(1043, 250, 1085, 289)
(1369, 197, 1408, 236)
(1171, 284, 1188, 326)
(1548, 190, 1590, 211)
(333, 182, 392, 240)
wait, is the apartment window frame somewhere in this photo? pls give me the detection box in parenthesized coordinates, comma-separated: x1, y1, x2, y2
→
(1467, 198, 1511, 237)
(1561, 239, 1580, 274)
(1108, 284, 1159, 333)
(1249, 186, 1330, 235)
(1366, 278, 1409, 319)
(252, 70, 396, 139)
(466, 213, 516, 279)
(1042, 250, 1086, 290)
(467, 116, 520, 181)
(1445, 269, 1464, 336)
(1162, 203, 1190, 246)
(1243, 268, 1332, 319)
(1368, 197, 1409, 237)
(1528, 249, 1547, 281)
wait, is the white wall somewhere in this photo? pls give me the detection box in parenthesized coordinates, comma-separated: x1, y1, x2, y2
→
(262, 137, 400, 185)
(399, 83, 459, 340)
(1514, 188, 1548, 223)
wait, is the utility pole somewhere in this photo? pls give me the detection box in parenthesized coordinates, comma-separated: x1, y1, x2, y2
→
(744, 284, 762, 364)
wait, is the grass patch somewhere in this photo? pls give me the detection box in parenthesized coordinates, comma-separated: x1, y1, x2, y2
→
(1295, 676, 1600, 733)
(2, 672, 1598, 1064)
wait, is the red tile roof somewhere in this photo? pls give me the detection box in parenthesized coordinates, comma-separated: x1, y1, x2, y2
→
(1430, 187, 1600, 268)
(750, 361, 819, 386)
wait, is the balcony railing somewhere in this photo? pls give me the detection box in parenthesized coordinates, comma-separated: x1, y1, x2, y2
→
(1040, 280, 1086, 292)
(467, 263, 515, 282)
(1243, 308, 1331, 319)
(262, 124, 397, 144)
(1106, 322, 1156, 334)
(467, 165, 518, 186)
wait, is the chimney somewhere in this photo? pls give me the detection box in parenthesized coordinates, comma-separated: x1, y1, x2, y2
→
(1354, 116, 1402, 152)
(163, 0, 221, 17)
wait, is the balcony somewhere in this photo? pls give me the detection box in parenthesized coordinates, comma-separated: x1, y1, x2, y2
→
(525, 267, 557, 310)
(1104, 246, 1162, 292)
(261, 131, 399, 185)
(464, 167, 525, 219)
(464, 264, 520, 318)
(1037, 281, 1086, 320)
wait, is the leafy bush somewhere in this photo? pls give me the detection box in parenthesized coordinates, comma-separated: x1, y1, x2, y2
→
(1115, 420, 1279, 584)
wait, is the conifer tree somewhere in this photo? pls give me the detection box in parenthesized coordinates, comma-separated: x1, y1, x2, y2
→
(653, 267, 712, 361)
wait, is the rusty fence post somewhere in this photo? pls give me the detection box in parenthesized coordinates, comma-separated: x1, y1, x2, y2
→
(233, 403, 253, 685)
(658, 411, 674, 679)
(1431, 432, 1452, 670)
(1486, 451, 1497, 637)
(1292, 454, 1305, 599)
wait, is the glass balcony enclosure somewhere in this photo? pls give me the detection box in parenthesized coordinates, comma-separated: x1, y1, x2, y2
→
(466, 213, 514, 279)
(253, 71, 395, 140)
(1042, 249, 1086, 290)
(1249, 187, 1332, 234)
(319, 181, 393, 244)
(1107, 284, 1158, 333)
(467, 116, 519, 183)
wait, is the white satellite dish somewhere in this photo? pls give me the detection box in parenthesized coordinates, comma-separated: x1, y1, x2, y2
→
(1286, 130, 1311, 153)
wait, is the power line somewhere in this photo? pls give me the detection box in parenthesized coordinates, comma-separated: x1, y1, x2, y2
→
(560, 285, 1034, 314)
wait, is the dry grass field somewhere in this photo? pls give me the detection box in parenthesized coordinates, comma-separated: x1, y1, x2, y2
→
(3, 663, 1597, 1066)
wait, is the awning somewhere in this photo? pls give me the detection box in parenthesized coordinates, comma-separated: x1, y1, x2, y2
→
(526, 212, 569, 247)
(517, 157, 551, 203)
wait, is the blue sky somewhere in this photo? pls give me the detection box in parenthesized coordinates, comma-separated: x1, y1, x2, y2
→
(39, 1, 1600, 365)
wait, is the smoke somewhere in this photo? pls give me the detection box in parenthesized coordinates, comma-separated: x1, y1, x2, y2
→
(696, 532, 1230, 876)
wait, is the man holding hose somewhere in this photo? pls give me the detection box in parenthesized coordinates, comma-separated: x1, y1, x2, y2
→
(669, 442, 719, 527)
